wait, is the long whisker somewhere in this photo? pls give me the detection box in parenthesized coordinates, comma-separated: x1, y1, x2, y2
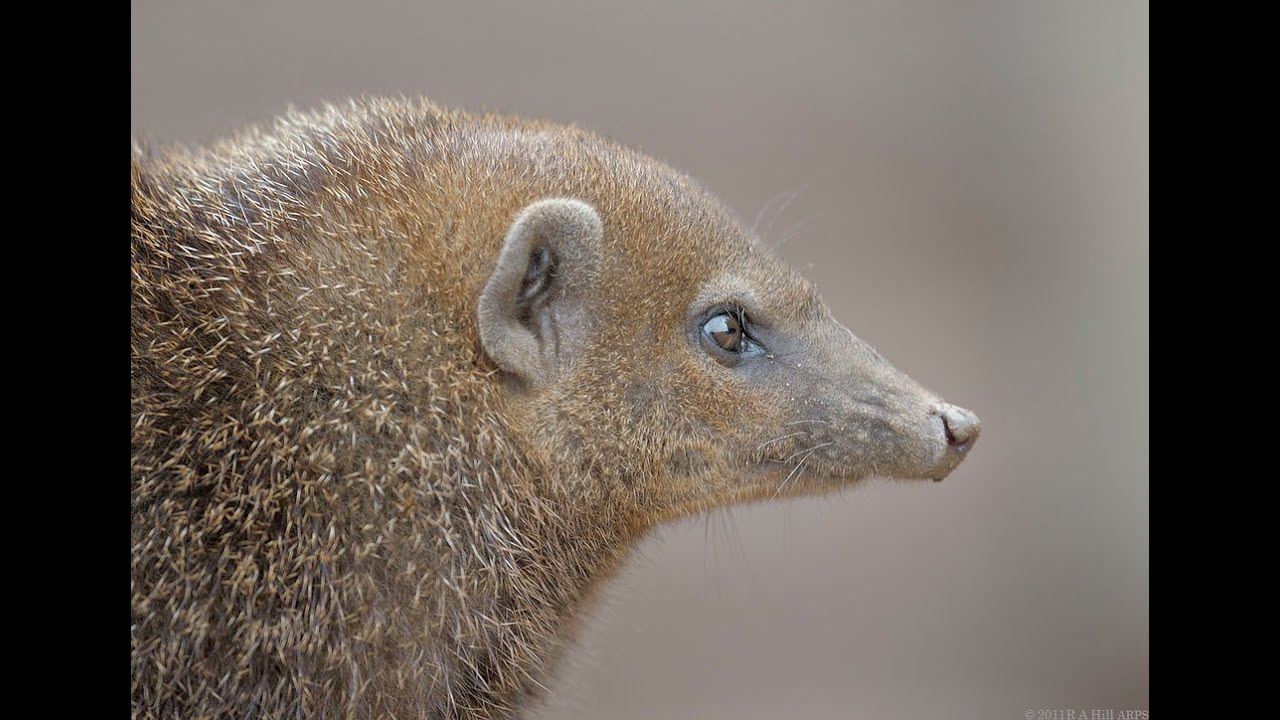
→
(764, 185, 806, 242)
(772, 442, 833, 499)
(780, 441, 832, 465)
(755, 431, 809, 450)
(770, 213, 817, 251)
(752, 190, 785, 236)
(773, 449, 816, 499)
(752, 185, 806, 238)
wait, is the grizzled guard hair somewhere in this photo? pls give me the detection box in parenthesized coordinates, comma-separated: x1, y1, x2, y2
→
(131, 98, 979, 719)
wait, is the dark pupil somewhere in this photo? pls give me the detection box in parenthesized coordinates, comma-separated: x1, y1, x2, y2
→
(709, 313, 742, 351)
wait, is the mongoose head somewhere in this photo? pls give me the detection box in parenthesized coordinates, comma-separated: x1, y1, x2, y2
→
(475, 152, 980, 528)
(130, 103, 983, 716)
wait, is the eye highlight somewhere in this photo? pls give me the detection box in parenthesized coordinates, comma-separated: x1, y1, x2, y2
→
(701, 309, 762, 358)
(704, 312, 743, 351)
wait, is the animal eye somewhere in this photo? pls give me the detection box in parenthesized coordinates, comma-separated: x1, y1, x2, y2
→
(703, 312, 747, 352)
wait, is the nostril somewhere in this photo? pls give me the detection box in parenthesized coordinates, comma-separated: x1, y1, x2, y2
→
(939, 404, 981, 450)
(942, 417, 960, 445)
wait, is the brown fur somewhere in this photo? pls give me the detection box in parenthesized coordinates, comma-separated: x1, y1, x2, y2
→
(131, 98, 977, 718)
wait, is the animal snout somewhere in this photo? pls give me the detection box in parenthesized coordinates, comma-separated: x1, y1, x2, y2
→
(938, 404, 981, 454)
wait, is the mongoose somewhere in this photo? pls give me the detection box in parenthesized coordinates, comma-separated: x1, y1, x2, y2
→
(131, 98, 981, 719)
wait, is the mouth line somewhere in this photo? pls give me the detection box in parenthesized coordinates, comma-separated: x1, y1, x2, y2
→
(747, 455, 957, 488)
(744, 459, 862, 492)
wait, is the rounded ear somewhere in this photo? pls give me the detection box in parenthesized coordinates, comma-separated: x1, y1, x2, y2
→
(477, 198, 604, 388)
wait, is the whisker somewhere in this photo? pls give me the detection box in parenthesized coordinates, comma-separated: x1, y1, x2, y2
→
(755, 431, 809, 450)
(780, 441, 833, 465)
(752, 190, 785, 237)
(763, 185, 807, 242)
(769, 213, 817, 251)
(752, 185, 806, 238)
(772, 442, 833, 498)
(773, 449, 814, 499)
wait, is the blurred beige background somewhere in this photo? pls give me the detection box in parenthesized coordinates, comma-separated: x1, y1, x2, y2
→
(131, 1, 1148, 717)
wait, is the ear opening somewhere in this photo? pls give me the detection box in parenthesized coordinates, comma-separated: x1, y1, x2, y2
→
(478, 198, 603, 387)
(518, 245, 555, 309)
